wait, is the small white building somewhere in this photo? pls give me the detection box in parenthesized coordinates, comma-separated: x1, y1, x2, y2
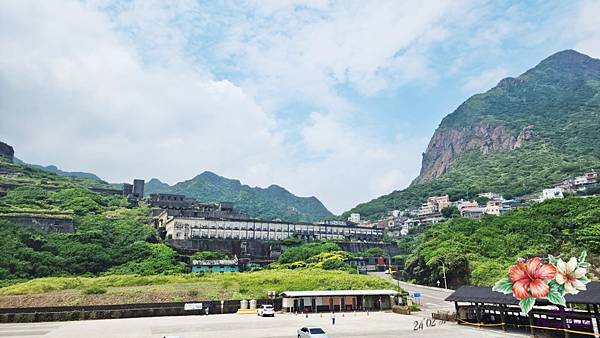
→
(478, 192, 503, 200)
(542, 188, 564, 201)
(348, 213, 361, 223)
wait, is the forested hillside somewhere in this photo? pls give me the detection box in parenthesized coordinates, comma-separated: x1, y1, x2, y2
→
(0, 158, 184, 284)
(146, 171, 332, 222)
(395, 196, 600, 288)
(344, 50, 600, 220)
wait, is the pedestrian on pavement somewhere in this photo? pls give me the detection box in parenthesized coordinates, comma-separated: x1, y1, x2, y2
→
(331, 312, 336, 325)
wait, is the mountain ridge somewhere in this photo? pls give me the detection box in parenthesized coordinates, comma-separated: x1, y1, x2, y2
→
(146, 171, 332, 222)
(344, 49, 600, 220)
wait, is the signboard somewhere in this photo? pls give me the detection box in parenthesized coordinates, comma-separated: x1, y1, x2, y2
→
(413, 292, 421, 298)
(184, 303, 203, 311)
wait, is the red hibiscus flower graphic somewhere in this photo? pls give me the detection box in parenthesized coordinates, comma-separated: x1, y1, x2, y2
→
(509, 257, 556, 299)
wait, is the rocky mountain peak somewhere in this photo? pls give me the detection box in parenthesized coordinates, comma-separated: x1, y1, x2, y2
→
(414, 124, 534, 184)
(0, 141, 14, 162)
(414, 49, 599, 185)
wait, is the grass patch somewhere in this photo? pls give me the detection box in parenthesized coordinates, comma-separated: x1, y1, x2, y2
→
(82, 286, 107, 295)
(0, 269, 391, 300)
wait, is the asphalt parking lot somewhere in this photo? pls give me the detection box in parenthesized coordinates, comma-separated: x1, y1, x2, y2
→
(0, 312, 526, 338)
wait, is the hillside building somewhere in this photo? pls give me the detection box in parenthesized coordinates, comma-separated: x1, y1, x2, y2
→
(485, 199, 512, 216)
(418, 195, 450, 216)
(542, 188, 564, 201)
(149, 193, 245, 219)
(191, 257, 239, 273)
(348, 213, 361, 223)
(478, 192, 503, 200)
(163, 216, 383, 242)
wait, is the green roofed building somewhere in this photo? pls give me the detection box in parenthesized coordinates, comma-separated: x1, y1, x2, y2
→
(191, 257, 239, 273)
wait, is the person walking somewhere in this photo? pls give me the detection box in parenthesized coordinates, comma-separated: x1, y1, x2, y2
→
(331, 312, 336, 325)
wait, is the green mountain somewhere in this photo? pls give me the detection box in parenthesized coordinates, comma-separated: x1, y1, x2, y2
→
(29, 164, 102, 181)
(145, 171, 333, 222)
(344, 49, 600, 220)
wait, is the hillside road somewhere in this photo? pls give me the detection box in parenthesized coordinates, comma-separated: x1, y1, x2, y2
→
(368, 272, 455, 311)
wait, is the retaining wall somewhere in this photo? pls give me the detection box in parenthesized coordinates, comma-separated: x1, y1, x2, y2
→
(0, 299, 282, 323)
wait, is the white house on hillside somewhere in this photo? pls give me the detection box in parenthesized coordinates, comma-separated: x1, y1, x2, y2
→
(542, 188, 563, 201)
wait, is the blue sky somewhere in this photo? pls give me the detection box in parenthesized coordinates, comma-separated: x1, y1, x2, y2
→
(1, 0, 599, 213)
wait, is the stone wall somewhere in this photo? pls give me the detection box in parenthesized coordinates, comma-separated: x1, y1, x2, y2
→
(0, 215, 74, 233)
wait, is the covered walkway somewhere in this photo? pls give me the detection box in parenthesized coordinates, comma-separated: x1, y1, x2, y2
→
(446, 282, 600, 337)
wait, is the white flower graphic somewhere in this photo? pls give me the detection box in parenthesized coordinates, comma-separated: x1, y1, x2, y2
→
(555, 257, 587, 295)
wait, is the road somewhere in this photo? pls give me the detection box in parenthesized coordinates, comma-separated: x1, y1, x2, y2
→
(369, 272, 455, 311)
(0, 311, 525, 338)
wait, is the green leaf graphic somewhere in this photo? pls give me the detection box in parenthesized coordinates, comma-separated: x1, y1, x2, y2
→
(548, 255, 557, 265)
(547, 285, 566, 307)
(519, 297, 535, 314)
(492, 278, 513, 294)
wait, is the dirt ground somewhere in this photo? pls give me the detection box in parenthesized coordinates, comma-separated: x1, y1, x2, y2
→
(0, 283, 221, 308)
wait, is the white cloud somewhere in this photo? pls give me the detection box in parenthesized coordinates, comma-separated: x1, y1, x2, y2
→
(214, 1, 472, 110)
(574, 0, 600, 57)
(4, 1, 595, 215)
(293, 112, 427, 212)
(0, 0, 434, 214)
(462, 67, 509, 93)
(0, 0, 285, 190)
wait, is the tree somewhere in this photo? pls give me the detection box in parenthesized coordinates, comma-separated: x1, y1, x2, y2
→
(441, 206, 461, 219)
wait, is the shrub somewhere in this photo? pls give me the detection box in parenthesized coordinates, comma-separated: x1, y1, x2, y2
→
(82, 286, 107, 295)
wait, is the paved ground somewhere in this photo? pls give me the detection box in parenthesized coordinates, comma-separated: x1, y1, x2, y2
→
(0, 312, 526, 338)
(368, 272, 455, 311)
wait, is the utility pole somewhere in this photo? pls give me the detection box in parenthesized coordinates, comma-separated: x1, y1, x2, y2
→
(441, 259, 448, 289)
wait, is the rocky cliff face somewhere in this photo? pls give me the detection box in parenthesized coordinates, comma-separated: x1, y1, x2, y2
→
(414, 124, 533, 184)
(0, 141, 14, 162)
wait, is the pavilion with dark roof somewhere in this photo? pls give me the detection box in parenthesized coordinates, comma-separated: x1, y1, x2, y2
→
(445, 281, 600, 337)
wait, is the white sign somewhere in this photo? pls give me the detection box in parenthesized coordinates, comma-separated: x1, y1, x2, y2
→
(184, 303, 203, 311)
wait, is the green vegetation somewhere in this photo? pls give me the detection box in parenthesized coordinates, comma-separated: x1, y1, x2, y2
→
(0, 269, 390, 301)
(441, 206, 460, 219)
(82, 286, 107, 295)
(190, 251, 229, 261)
(344, 50, 600, 220)
(0, 161, 183, 281)
(277, 242, 342, 264)
(395, 196, 600, 288)
(272, 242, 354, 271)
(145, 171, 332, 222)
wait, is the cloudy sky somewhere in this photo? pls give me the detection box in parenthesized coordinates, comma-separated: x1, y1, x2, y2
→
(1, 1, 599, 214)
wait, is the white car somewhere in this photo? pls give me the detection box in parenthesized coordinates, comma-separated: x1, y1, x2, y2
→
(257, 304, 275, 317)
(297, 326, 329, 338)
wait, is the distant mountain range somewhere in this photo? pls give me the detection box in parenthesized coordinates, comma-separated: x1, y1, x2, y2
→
(24, 163, 102, 181)
(344, 49, 600, 220)
(9, 154, 332, 222)
(146, 172, 332, 222)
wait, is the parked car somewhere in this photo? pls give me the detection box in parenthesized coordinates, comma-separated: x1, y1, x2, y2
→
(297, 327, 329, 338)
(257, 304, 275, 317)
